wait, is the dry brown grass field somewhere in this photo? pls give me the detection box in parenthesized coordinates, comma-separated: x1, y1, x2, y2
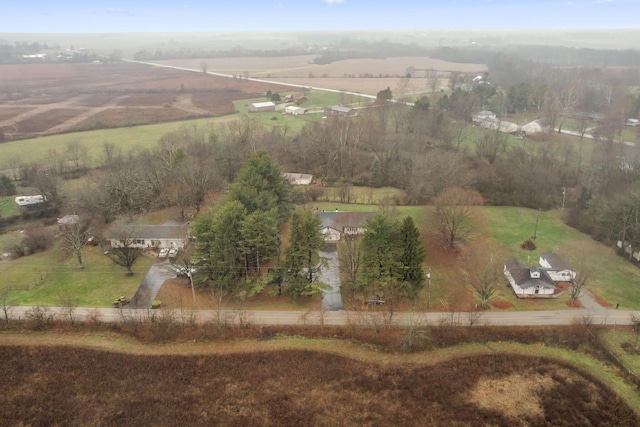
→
(0, 62, 290, 139)
(0, 327, 638, 427)
(153, 56, 487, 95)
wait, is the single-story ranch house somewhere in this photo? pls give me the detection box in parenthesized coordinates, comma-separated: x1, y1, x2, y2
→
(109, 225, 189, 250)
(317, 211, 374, 242)
(539, 252, 576, 282)
(504, 258, 557, 298)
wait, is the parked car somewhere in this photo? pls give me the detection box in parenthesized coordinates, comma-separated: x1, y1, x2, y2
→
(168, 248, 178, 258)
(158, 248, 169, 258)
(175, 266, 196, 278)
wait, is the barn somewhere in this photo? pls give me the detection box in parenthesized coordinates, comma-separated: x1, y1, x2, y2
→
(249, 101, 276, 113)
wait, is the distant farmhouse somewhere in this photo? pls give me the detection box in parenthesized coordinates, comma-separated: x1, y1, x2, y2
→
(472, 111, 518, 134)
(109, 224, 190, 250)
(324, 105, 357, 118)
(317, 211, 374, 242)
(283, 94, 309, 105)
(249, 101, 276, 113)
(57, 214, 80, 230)
(285, 106, 306, 115)
(283, 173, 314, 186)
(521, 119, 550, 136)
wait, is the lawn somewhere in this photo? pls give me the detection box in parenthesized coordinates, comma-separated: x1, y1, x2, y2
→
(3, 245, 153, 307)
(318, 186, 407, 205)
(0, 196, 20, 218)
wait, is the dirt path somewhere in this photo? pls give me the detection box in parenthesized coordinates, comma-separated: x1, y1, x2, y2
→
(0, 95, 88, 129)
(173, 94, 212, 116)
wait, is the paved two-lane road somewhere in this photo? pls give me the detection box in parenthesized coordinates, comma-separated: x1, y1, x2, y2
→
(6, 305, 638, 327)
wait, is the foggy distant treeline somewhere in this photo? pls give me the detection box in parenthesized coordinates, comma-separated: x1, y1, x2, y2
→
(131, 38, 640, 69)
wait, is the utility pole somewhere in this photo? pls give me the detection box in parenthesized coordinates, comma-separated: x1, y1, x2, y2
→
(187, 271, 196, 305)
(562, 187, 566, 210)
(533, 210, 541, 241)
(427, 267, 432, 311)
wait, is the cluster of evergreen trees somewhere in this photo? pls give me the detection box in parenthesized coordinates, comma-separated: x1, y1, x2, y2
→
(192, 152, 291, 295)
(341, 214, 425, 306)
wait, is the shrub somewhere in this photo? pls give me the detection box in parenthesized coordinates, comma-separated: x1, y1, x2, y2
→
(0, 174, 16, 196)
(520, 238, 537, 251)
(22, 226, 54, 254)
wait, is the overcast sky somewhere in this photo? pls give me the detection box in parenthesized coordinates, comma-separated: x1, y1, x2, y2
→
(3, 0, 638, 33)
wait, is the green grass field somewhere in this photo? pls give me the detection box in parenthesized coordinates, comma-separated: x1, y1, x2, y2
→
(2, 245, 153, 307)
(0, 117, 219, 169)
(0, 196, 19, 218)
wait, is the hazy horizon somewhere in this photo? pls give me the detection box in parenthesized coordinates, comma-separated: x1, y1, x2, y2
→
(4, 0, 639, 33)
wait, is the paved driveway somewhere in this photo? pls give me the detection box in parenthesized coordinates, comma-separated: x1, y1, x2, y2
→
(317, 243, 344, 311)
(129, 259, 176, 308)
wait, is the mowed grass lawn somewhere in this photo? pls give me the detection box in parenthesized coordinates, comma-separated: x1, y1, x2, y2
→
(0, 196, 20, 218)
(2, 245, 153, 307)
(480, 206, 640, 310)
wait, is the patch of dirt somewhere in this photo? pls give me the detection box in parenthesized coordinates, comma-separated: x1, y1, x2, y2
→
(566, 299, 582, 308)
(156, 278, 320, 311)
(595, 296, 614, 308)
(490, 300, 514, 309)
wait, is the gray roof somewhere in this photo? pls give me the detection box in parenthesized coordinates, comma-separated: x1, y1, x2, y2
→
(326, 105, 355, 114)
(505, 258, 556, 289)
(283, 172, 313, 185)
(539, 252, 573, 271)
(316, 211, 374, 231)
(109, 225, 189, 240)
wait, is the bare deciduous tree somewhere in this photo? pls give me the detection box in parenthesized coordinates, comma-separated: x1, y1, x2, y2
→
(462, 250, 502, 308)
(569, 258, 590, 305)
(431, 187, 483, 248)
(0, 286, 14, 325)
(59, 215, 90, 269)
(106, 222, 144, 276)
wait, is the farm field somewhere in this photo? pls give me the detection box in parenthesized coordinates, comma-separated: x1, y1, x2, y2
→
(0, 61, 290, 140)
(151, 55, 487, 95)
(0, 333, 638, 426)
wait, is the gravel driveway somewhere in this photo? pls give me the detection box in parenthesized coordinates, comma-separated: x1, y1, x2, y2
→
(317, 243, 344, 311)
